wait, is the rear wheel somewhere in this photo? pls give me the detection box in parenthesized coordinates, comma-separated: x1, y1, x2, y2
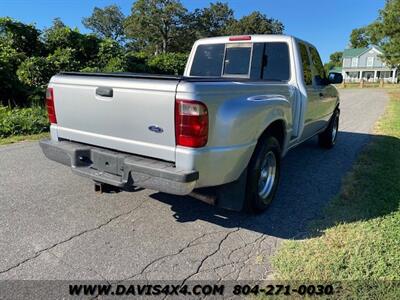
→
(318, 109, 339, 149)
(245, 136, 281, 213)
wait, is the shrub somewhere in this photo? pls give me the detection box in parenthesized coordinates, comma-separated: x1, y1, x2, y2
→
(43, 19, 100, 63)
(80, 39, 126, 72)
(147, 53, 188, 75)
(16, 57, 54, 107)
(80, 66, 101, 73)
(17, 49, 81, 106)
(126, 51, 151, 73)
(0, 105, 49, 138)
(46, 47, 80, 72)
(0, 38, 28, 106)
(102, 56, 126, 72)
(16, 56, 55, 89)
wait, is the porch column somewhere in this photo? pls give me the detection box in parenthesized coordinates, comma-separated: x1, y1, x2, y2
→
(359, 71, 362, 82)
(393, 69, 397, 83)
(374, 70, 378, 82)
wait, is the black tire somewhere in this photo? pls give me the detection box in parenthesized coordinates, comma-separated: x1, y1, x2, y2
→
(245, 136, 281, 213)
(318, 109, 339, 149)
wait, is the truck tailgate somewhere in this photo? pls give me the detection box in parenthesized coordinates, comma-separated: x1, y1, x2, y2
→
(50, 74, 180, 162)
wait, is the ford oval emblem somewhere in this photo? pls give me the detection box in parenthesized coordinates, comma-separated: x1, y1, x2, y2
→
(148, 125, 164, 133)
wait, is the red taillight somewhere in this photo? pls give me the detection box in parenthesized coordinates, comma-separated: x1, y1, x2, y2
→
(175, 99, 208, 148)
(46, 87, 57, 124)
(229, 35, 251, 41)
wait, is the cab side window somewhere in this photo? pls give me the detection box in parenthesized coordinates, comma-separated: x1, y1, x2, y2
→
(309, 46, 327, 85)
(299, 43, 312, 85)
(250, 42, 290, 81)
(262, 42, 290, 81)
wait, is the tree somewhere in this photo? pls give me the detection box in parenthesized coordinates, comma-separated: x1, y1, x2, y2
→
(348, 0, 400, 68)
(191, 2, 234, 37)
(169, 2, 234, 52)
(0, 17, 44, 105)
(82, 5, 125, 42)
(329, 51, 343, 66)
(17, 48, 81, 104)
(0, 17, 43, 56)
(124, 0, 187, 54)
(43, 18, 84, 53)
(96, 39, 126, 72)
(0, 38, 27, 106)
(349, 27, 370, 48)
(17, 56, 55, 89)
(324, 51, 343, 73)
(47, 48, 80, 72)
(43, 19, 100, 66)
(371, 0, 400, 67)
(226, 12, 284, 35)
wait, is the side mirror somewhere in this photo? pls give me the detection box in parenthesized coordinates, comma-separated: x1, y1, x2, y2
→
(328, 72, 343, 84)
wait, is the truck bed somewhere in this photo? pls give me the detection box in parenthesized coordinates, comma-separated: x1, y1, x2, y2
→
(50, 72, 184, 162)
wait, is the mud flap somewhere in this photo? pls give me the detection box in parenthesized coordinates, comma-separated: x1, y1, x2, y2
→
(190, 169, 247, 212)
(215, 169, 247, 211)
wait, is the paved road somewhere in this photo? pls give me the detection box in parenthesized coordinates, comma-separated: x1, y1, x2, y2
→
(0, 89, 389, 281)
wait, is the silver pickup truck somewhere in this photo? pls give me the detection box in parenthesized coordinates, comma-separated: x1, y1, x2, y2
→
(40, 35, 342, 213)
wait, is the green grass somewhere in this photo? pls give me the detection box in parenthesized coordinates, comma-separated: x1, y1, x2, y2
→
(271, 90, 400, 298)
(0, 132, 49, 145)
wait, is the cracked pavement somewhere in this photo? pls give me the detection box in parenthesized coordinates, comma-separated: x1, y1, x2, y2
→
(0, 89, 389, 280)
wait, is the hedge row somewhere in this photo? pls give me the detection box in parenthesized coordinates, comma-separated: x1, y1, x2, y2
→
(0, 106, 49, 138)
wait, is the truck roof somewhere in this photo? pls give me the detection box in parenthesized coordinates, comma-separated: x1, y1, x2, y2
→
(194, 34, 315, 49)
(195, 34, 293, 44)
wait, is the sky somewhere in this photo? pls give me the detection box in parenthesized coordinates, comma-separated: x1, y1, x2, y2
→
(0, 0, 386, 63)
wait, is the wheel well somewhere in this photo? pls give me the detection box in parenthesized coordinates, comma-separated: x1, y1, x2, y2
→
(259, 120, 286, 150)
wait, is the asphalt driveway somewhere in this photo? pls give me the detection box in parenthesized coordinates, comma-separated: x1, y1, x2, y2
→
(0, 89, 389, 281)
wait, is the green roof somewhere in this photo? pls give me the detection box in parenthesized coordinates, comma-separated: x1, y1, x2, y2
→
(343, 48, 368, 58)
(343, 45, 383, 58)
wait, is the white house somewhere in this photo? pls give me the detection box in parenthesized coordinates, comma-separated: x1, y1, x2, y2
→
(342, 45, 398, 83)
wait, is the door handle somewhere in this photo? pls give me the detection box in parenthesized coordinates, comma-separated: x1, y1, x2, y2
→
(96, 87, 113, 97)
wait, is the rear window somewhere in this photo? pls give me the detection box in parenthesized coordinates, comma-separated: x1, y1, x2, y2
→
(189, 41, 291, 80)
(189, 44, 224, 77)
(223, 44, 252, 76)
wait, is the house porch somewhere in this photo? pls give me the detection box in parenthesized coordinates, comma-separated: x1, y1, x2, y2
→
(342, 69, 398, 83)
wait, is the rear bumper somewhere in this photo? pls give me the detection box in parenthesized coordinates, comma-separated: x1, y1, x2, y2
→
(39, 139, 198, 195)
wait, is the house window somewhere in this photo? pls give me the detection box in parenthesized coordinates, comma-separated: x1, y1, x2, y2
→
(351, 57, 358, 67)
(367, 57, 374, 67)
